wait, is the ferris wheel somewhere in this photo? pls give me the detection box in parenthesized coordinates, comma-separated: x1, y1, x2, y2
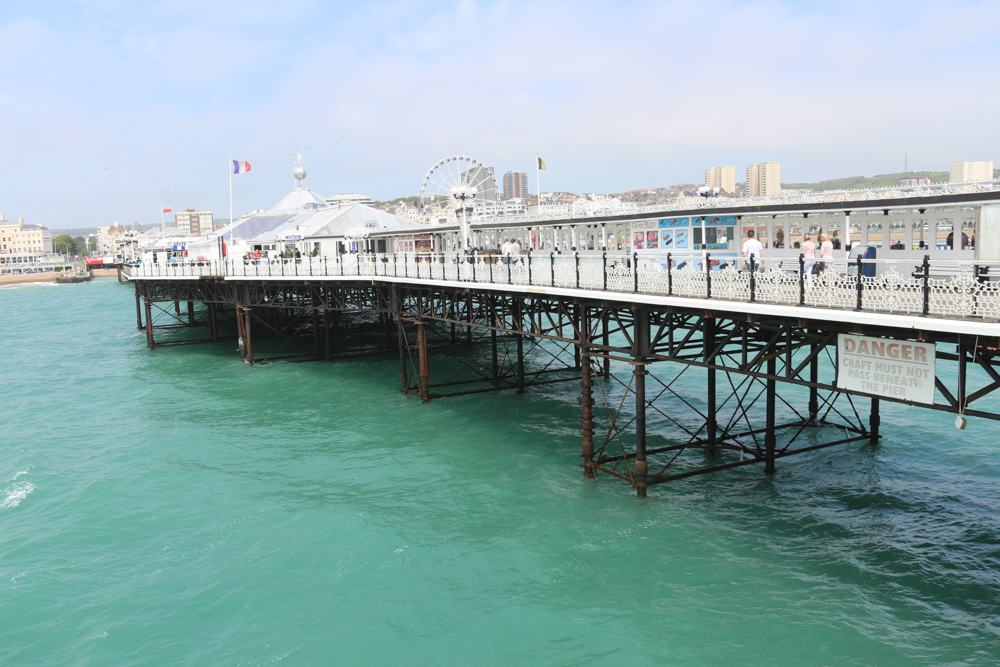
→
(419, 155, 499, 215)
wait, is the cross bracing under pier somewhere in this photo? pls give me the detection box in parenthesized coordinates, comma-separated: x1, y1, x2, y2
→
(125, 267, 1000, 496)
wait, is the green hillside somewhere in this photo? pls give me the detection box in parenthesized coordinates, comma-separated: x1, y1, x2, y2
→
(782, 171, 953, 191)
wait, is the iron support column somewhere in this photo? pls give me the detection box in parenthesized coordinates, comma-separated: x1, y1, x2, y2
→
(187, 301, 195, 327)
(765, 355, 776, 474)
(466, 293, 473, 345)
(208, 303, 218, 343)
(581, 308, 596, 478)
(242, 286, 253, 365)
(417, 320, 430, 401)
(808, 335, 820, 424)
(135, 290, 143, 330)
(144, 298, 154, 350)
(397, 321, 408, 392)
(602, 311, 610, 378)
(489, 296, 499, 381)
(704, 315, 717, 454)
(514, 299, 525, 393)
(312, 305, 321, 357)
(869, 398, 880, 446)
(573, 303, 582, 370)
(324, 309, 331, 361)
(634, 308, 649, 497)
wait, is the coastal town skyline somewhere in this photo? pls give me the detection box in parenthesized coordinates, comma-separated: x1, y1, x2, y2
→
(2, 0, 999, 229)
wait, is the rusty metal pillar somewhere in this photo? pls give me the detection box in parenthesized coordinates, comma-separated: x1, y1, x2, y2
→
(236, 304, 247, 361)
(324, 309, 332, 361)
(312, 304, 321, 357)
(704, 314, 717, 454)
(174, 300, 181, 316)
(208, 303, 218, 343)
(244, 306, 254, 365)
(573, 303, 582, 370)
(581, 308, 596, 478)
(765, 355, 776, 474)
(240, 285, 254, 365)
(135, 290, 143, 330)
(144, 298, 154, 350)
(514, 299, 525, 393)
(417, 320, 430, 400)
(382, 311, 393, 352)
(808, 333, 820, 425)
(391, 286, 408, 392)
(187, 301, 195, 327)
(602, 310, 610, 378)
(489, 296, 499, 380)
(633, 308, 649, 497)
(465, 293, 473, 345)
(869, 398, 880, 446)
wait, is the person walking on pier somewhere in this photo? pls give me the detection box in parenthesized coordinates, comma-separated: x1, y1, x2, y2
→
(818, 233, 833, 275)
(802, 234, 816, 288)
(742, 229, 764, 271)
(501, 238, 512, 265)
(510, 238, 521, 264)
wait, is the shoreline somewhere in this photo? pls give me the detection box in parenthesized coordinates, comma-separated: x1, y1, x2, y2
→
(0, 268, 120, 286)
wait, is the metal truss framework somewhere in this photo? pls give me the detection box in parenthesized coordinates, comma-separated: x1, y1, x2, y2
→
(130, 278, 1000, 495)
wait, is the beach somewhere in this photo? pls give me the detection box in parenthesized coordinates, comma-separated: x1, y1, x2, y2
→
(0, 268, 119, 286)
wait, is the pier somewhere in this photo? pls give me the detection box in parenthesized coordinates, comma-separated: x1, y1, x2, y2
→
(123, 244, 1000, 498)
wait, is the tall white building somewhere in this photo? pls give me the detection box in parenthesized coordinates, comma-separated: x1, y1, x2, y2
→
(950, 161, 994, 183)
(704, 166, 736, 194)
(746, 162, 781, 197)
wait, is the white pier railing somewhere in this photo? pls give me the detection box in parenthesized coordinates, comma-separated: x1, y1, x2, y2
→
(121, 252, 1000, 321)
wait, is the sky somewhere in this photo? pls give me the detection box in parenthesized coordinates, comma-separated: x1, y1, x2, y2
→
(2, 0, 999, 229)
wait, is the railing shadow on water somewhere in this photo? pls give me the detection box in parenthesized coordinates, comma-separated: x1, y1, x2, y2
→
(121, 251, 1000, 321)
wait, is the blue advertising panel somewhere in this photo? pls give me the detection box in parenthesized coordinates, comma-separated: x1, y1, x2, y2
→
(659, 217, 690, 228)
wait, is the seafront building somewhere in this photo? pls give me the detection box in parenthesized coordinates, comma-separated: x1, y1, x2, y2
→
(324, 194, 374, 207)
(473, 198, 528, 220)
(502, 171, 529, 200)
(97, 223, 132, 254)
(174, 209, 215, 236)
(0, 215, 54, 264)
(704, 166, 736, 194)
(745, 162, 781, 196)
(950, 161, 994, 184)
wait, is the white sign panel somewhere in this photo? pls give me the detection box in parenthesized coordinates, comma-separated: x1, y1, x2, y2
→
(838, 334, 936, 404)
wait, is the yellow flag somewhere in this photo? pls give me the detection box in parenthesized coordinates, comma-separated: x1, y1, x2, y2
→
(538, 157, 546, 170)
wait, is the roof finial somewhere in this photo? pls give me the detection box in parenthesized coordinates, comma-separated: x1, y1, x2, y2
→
(293, 153, 307, 186)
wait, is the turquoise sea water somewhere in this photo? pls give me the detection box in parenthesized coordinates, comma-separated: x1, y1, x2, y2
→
(2, 279, 1000, 666)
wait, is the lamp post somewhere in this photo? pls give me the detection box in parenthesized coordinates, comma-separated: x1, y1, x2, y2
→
(450, 185, 478, 250)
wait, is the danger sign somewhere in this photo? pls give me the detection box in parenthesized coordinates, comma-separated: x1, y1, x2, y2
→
(837, 334, 936, 405)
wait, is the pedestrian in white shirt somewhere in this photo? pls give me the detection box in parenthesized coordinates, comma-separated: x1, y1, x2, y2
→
(501, 238, 512, 265)
(741, 229, 764, 271)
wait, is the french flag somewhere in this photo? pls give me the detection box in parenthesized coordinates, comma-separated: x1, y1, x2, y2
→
(233, 160, 251, 174)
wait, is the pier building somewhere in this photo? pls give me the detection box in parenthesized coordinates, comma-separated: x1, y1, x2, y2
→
(121, 171, 1000, 497)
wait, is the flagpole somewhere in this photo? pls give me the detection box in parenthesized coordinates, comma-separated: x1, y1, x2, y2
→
(535, 153, 540, 215)
(229, 153, 233, 232)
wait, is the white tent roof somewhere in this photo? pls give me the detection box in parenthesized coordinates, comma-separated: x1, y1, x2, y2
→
(212, 185, 411, 242)
(270, 187, 330, 213)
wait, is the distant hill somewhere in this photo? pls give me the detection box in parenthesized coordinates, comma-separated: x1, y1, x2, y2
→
(50, 227, 98, 236)
(782, 171, 954, 192)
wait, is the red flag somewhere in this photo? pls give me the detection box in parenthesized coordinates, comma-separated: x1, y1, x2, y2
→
(162, 208, 172, 213)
